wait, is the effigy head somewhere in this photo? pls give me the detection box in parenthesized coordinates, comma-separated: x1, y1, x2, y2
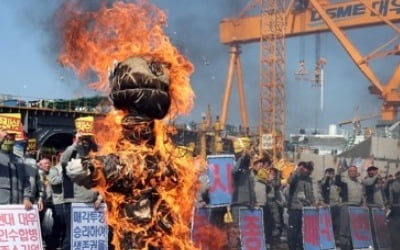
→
(108, 57, 171, 119)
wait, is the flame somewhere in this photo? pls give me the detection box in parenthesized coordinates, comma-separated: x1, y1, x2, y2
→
(91, 113, 204, 249)
(193, 224, 228, 250)
(57, 1, 207, 249)
(58, 0, 194, 117)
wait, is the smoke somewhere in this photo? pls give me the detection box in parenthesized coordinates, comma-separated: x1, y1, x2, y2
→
(5, 0, 396, 133)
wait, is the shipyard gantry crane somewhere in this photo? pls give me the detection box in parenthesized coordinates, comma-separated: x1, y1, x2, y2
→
(219, 0, 400, 160)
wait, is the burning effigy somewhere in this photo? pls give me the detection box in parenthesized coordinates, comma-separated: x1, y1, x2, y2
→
(57, 1, 202, 249)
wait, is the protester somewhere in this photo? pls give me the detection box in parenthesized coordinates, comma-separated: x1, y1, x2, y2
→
(251, 156, 270, 246)
(318, 168, 340, 239)
(60, 132, 102, 250)
(335, 165, 364, 250)
(48, 159, 66, 249)
(37, 158, 58, 250)
(24, 155, 44, 212)
(287, 161, 315, 250)
(232, 149, 254, 207)
(387, 171, 400, 249)
(362, 166, 385, 207)
(265, 167, 283, 240)
(0, 130, 32, 209)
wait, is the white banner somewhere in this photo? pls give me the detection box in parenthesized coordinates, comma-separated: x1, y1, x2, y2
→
(0, 204, 43, 250)
(71, 203, 108, 250)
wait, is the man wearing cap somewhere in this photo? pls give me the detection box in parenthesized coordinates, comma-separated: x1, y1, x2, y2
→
(0, 130, 32, 209)
(335, 165, 364, 250)
(287, 161, 315, 250)
(362, 166, 385, 207)
(387, 171, 400, 248)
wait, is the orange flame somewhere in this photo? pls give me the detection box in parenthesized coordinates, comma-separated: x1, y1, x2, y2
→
(57, 1, 206, 249)
(58, 0, 194, 117)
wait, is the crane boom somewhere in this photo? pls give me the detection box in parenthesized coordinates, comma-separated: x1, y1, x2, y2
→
(220, 0, 400, 121)
(220, 0, 400, 44)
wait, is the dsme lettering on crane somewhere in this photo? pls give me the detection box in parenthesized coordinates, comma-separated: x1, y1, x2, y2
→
(310, 0, 400, 22)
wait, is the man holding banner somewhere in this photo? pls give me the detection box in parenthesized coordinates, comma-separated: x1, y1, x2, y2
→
(0, 129, 32, 209)
(287, 161, 315, 250)
(388, 171, 400, 248)
(335, 165, 364, 250)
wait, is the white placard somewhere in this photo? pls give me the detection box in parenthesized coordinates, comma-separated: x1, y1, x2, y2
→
(71, 202, 108, 250)
(0, 204, 43, 250)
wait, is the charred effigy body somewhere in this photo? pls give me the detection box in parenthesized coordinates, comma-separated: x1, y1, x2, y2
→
(68, 57, 198, 249)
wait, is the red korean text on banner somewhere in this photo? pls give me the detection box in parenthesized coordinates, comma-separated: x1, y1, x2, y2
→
(207, 155, 235, 206)
(239, 208, 266, 250)
(348, 207, 373, 249)
(303, 207, 319, 250)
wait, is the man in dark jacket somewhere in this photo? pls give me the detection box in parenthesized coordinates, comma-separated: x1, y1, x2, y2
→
(387, 171, 400, 249)
(56, 132, 101, 250)
(287, 161, 315, 250)
(335, 165, 364, 250)
(319, 168, 340, 239)
(0, 130, 32, 209)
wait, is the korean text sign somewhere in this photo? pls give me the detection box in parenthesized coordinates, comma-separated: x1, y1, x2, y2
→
(239, 208, 266, 250)
(303, 207, 320, 250)
(207, 155, 234, 206)
(71, 203, 108, 250)
(0, 204, 43, 250)
(191, 207, 210, 249)
(303, 207, 336, 250)
(318, 207, 335, 250)
(348, 207, 373, 249)
(371, 207, 390, 249)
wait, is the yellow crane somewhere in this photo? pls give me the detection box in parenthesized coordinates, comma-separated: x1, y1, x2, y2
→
(219, 0, 400, 161)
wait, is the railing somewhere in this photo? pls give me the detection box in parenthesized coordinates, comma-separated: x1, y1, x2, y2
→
(0, 93, 111, 114)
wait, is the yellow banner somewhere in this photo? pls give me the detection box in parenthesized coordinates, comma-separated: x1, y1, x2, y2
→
(0, 113, 21, 134)
(233, 137, 251, 153)
(75, 116, 94, 135)
(27, 139, 37, 153)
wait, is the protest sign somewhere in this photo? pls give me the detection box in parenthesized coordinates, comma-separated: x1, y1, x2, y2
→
(0, 204, 43, 249)
(71, 203, 108, 250)
(75, 116, 94, 135)
(191, 207, 210, 243)
(239, 208, 266, 250)
(371, 207, 390, 250)
(303, 207, 319, 250)
(0, 113, 21, 134)
(348, 207, 373, 249)
(207, 155, 234, 206)
(318, 207, 335, 250)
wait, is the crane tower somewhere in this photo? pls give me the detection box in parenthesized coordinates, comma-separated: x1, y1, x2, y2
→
(259, 0, 286, 159)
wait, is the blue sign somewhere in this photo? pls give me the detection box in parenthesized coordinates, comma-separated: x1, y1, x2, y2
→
(371, 207, 391, 249)
(71, 203, 108, 250)
(207, 155, 234, 206)
(303, 207, 319, 250)
(239, 208, 266, 250)
(319, 207, 335, 250)
(348, 207, 373, 249)
(191, 207, 210, 245)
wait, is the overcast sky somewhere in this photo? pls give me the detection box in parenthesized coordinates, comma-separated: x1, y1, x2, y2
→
(1, 0, 398, 135)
